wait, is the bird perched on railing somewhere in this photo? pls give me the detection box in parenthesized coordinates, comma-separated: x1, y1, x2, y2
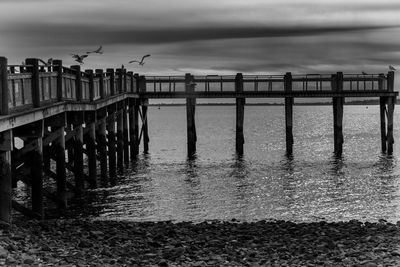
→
(87, 45, 103, 55)
(129, 54, 151, 66)
(362, 71, 368, 75)
(71, 54, 88, 64)
(389, 65, 396, 71)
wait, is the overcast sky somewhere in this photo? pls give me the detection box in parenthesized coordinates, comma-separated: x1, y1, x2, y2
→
(1, 0, 400, 77)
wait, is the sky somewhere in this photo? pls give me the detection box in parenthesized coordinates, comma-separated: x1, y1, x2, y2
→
(1, 0, 400, 80)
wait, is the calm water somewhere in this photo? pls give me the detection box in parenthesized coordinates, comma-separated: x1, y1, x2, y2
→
(80, 105, 400, 223)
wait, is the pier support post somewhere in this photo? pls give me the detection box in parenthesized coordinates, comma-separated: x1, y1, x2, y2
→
(27, 121, 44, 218)
(235, 73, 245, 155)
(70, 113, 84, 194)
(387, 71, 395, 155)
(332, 72, 344, 156)
(107, 105, 117, 184)
(284, 72, 293, 155)
(116, 102, 124, 169)
(185, 74, 197, 157)
(48, 114, 67, 208)
(141, 100, 150, 153)
(380, 97, 387, 153)
(123, 100, 130, 164)
(0, 131, 12, 223)
(85, 112, 97, 188)
(129, 99, 139, 158)
(379, 74, 387, 153)
(0, 57, 12, 223)
(97, 108, 108, 186)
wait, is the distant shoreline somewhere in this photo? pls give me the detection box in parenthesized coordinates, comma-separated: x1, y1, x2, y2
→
(149, 100, 379, 107)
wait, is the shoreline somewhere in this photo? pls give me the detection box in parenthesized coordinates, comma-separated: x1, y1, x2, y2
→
(1, 218, 399, 266)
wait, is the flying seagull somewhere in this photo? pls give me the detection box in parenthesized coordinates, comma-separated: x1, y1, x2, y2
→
(71, 54, 88, 64)
(129, 54, 151, 66)
(389, 65, 396, 71)
(362, 71, 368, 75)
(87, 45, 103, 54)
(38, 58, 54, 66)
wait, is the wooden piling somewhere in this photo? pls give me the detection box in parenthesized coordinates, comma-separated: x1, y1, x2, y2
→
(97, 108, 108, 186)
(0, 57, 12, 222)
(185, 74, 197, 157)
(85, 112, 97, 188)
(332, 72, 344, 156)
(73, 123, 84, 193)
(107, 105, 117, 183)
(284, 72, 293, 155)
(387, 71, 395, 155)
(28, 122, 44, 218)
(139, 77, 150, 153)
(129, 99, 139, 158)
(0, 131, 12, 223)
(123, 101, 130, 164)
(378, 74, 387, 153)
(116, 103, 124, 169)
(235, 73, 245, 155)
(53, 125, 67, 208)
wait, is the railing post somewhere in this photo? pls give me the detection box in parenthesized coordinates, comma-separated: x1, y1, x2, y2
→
(235, 73, 245, 155)
(284, 72, 293, 155)
(95, 69, 105, 99)
(71, 65, 82, 101)
(185, 73, 197, 158)
(107, 68, 115, 96)
(85, 70, 94, 102)
(332, 72, 344, 156)
(127, 71, 134, 93)
(134, 73, 140, 93)
(26, 58, 41, 108)
(387, 71, 395, 154)
(0, 57, 8, 115)
(52, 60, 63, 102)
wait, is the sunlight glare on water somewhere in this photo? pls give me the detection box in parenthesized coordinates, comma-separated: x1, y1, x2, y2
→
(81, 105, 400, 223)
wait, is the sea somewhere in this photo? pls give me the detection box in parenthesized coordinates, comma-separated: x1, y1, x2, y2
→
(13, 104, 398, 223)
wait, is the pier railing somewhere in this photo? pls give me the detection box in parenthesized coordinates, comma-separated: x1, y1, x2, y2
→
(5, 59, 139, 113)
(3, 57, 396, 114)
(145, 73, 389, 94)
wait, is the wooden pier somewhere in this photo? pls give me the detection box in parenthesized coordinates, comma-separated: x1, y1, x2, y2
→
(0, 56, 397, 223)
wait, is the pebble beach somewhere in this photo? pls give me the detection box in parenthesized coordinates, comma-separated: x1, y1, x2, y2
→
(0, 218, 399, 266)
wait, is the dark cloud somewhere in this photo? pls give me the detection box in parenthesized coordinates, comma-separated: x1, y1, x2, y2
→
(5, 22, 398, 47)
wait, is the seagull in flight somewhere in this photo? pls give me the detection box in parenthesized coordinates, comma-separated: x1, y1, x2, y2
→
(70, 54, 88, 64)
(87, 45, 103, 55)
(129, 54, 151, 66)
(389, 65, 396, 71)
(38, 58, 54, 66)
